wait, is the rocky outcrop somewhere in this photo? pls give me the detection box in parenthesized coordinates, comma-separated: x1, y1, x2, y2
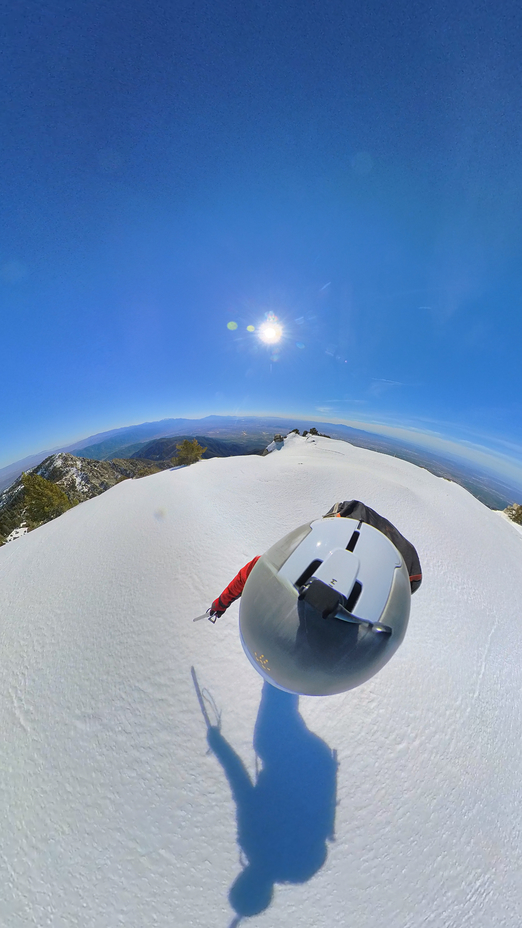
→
(504, 503, 522, 525)
(0, 454, 168, 544)
(32, 453, 167, 503)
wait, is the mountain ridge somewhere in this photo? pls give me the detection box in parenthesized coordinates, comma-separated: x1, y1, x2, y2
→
(1, 415, 520, 510)
(0, 453, 170, 544)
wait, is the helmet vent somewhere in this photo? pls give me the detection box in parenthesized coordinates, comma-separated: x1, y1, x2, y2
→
(295, 559, 323, 589)
(346, 580, 362, 612)
(346, 530, 360, 552)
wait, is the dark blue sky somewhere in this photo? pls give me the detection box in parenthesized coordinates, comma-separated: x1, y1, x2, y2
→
(2, 0, 522, 473)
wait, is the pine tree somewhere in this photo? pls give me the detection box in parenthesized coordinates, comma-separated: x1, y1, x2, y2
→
(19, 472, 74, 529)
(172, 439, 207, 466)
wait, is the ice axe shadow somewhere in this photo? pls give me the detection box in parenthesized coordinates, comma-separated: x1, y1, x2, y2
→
(191, 665, 221, 731)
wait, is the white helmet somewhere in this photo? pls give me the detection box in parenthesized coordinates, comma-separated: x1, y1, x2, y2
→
(239, 515, 411, 696)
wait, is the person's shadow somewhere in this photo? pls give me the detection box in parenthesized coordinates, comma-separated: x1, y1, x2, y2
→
(205, 682, 338, 924)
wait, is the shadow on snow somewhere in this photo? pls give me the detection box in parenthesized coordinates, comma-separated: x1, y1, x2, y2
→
(193, 671, 338, 924)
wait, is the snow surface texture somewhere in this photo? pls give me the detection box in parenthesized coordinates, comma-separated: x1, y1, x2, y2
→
(1, 434, 521, 927)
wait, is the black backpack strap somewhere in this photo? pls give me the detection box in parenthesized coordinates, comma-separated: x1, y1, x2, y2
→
(323, 500, 422, 593)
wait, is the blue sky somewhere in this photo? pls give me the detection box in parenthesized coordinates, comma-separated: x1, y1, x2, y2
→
(2, 0, 522, 477)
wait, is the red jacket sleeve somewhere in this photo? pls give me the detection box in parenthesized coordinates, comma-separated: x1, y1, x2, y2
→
(211, 556, 261, 615)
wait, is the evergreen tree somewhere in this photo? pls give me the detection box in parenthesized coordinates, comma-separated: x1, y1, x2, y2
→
(22, 472, 74, 527)
(172, 439, 207, 466)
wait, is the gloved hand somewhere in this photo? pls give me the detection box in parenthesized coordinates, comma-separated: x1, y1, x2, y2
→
(207, 607, 222, 623)
(208, 600, 225, 622)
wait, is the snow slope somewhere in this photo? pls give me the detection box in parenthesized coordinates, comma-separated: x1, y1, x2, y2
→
(1, 434, 521, 927)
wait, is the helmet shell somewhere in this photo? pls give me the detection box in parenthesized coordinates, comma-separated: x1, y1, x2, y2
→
(239, 518, 411, 696)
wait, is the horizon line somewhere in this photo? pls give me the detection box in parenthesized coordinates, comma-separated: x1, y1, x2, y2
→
(2, 409, 522, 494)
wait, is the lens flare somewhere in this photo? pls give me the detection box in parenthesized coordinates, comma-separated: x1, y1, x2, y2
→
(227, 321, 238, 330)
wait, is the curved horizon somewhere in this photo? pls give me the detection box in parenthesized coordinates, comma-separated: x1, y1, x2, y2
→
(2, 410, 521, 502)
(2, 1, 521, 494)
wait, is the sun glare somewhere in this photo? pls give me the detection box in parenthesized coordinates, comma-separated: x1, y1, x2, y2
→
(258, 320, 283, 344)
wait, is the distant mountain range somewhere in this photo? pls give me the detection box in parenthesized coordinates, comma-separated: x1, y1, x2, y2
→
(1, 415, 520, 510)
(130, 435, 266, 461)
(68, 416, 339, 460)
(0, 416, 341, 489)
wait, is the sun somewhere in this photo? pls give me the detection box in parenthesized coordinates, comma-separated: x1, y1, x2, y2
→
(258, 320, 283, 344)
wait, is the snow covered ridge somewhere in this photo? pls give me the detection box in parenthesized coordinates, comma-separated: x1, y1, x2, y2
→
(1, 434, 521, 927)
(2, 433, 522, 547)
(0, 434, 274, 544)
